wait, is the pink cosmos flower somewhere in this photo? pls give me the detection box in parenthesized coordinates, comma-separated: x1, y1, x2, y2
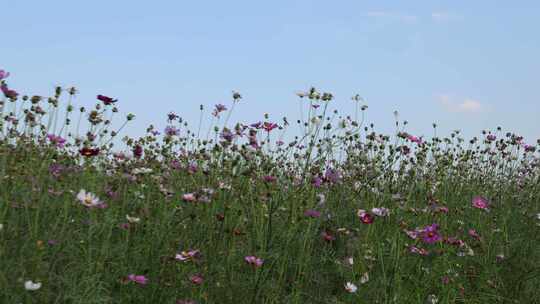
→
(1, 84, 18, 99)
(421, 223, 442, 244)
(357, 209, 374, 224)
(127, 274, 148, 285)
(321, 230, 336, 242)
(182, 193, 196, 202)
(175, 250, 200, 262)
(472, 196, 489, 210)
(47, 134, 67, 148)
(244, 255, 264, 268)
(404, 229, 419, 240)
(304, 209, 321, 218)
(189, 274, 204, 285)
(262, 175, 277, 183)
(407, 134, 423, 144)
(468, 229, 481, 241)
(0, 69, 9, 80)
(409, 246, 429, 256)
(262, 122, 279, 132)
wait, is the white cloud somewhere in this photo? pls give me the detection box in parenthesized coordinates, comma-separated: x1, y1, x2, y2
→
(438, 95, 484, 113)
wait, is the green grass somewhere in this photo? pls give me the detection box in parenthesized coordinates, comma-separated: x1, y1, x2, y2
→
(0, 78, 539, 303)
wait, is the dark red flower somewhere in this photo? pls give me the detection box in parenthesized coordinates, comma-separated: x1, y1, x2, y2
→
(97, 94, 117, 105)
(133, 145, 143, 158)
(79, 147, 100, 157)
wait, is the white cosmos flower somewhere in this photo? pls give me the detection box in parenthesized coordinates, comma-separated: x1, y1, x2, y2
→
(24, 280, 42, 291)
(344, 282, 357, 293)
(126, 215, 141, 223)
(360, 272, 370, 284)
(372, 207, 390, 217)
(132, 167, 153, 175)
(76, 189, 103, 208)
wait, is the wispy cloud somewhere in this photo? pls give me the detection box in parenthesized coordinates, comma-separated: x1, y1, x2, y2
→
(366, 11, 417, 23)
(438, 95, 484, 113)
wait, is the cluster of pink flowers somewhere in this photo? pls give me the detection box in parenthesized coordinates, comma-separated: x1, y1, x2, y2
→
(244, 255, 264, 268)
(46, 134, 67, 148)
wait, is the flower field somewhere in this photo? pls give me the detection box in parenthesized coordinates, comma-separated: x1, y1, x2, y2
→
(1, 69, 539, 303)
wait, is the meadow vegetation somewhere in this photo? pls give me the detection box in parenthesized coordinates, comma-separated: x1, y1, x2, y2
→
(1, 69, 539, 303)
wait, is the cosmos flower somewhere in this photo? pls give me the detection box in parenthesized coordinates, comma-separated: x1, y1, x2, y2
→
(244, 255, 264, 268)
(212, 104, 227, 117)
(126, 215, 141, 223)
(127, 274, 148, 285)
(344, 282, 358, 293)
(472, 196, 489, 210)
(189, 274, 204, 285)
(97, 94, 117, 105)
(76, 189, 105, 208)
(357, 209, 374, 224)
(321, 230, 336, 242)
(0, 69, 10, 80)
(175, 250, 200, 262)
(421, 224, 442, 244)
(304, 209, 321, 218)
(79, 147, 100, 157)
(262, 122, 278, 132)
(182, 193, 196, 202)
(47, 134, 66, 148)
(409, 246, 429, 256)
(164, 126, 180, 136)
(24, 280, 42, 291)
(371, 207, 389, 217)
(1, 84, 18, 99)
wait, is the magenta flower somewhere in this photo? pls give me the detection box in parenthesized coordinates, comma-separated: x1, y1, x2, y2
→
(321, 230, 336, 242)
(311, 176, 323, 188)
(97, 94, 117, 105)
(47, 134, 67, 148)
(262, 122, 278, 132)
(164, 126, 180, 136)
(262, 175, 277, 183)
(407, 134, 423, 144)
(127, 274, 148, 285)
(0, 69, 10, 80)
(421, 223, 442, 244)
(472, 196, 489, 210)
(304, 209, 321, 218)
(357, 210, 374, 224)
(244, 255, 264, 268)
(1, 84, 18, 99)
(212, 104, 227, 117)
(189, 274, 204, 285)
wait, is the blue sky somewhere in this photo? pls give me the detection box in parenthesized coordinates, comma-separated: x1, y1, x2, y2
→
(2, 1, 539, 143)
